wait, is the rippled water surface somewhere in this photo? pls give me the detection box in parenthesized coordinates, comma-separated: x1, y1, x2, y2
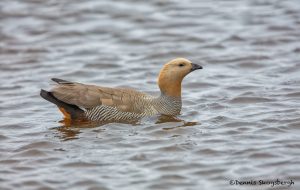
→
(1, 0, 300, 189)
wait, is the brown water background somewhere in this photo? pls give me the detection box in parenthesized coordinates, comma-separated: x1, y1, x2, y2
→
(0, 0, 300, 189)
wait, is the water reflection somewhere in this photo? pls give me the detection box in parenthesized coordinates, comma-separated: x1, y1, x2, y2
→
(52, 114, 199, 141)
(52, 126, 81, 141)
(155, 115, 199, 130)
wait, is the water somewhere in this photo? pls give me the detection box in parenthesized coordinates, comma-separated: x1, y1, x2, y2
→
(0, 0, 300, 189)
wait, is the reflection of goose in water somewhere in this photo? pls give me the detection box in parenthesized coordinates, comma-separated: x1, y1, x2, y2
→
(41, 58, 202, 123)
(52, 114, 199, 141)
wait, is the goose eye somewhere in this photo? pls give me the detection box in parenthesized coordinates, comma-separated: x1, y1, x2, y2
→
(179, 63, 185, 67)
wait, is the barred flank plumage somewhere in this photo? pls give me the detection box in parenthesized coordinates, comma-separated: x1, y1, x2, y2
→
(84, 95, 182, 121)
(40, 58, 202, 121)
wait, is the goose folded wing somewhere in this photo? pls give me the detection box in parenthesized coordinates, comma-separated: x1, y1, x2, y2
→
(51, 81, 146, 114)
